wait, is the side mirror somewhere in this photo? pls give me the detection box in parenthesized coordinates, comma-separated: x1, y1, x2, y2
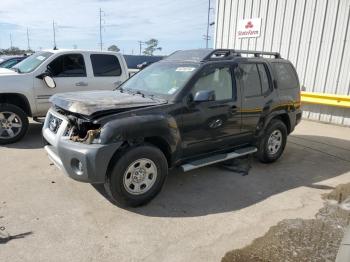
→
(43, 75, 56, 89)
(193, 90, 215, 102)
(36, 71, 56, 89)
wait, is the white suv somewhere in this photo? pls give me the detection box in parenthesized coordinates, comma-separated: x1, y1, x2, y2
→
(0, 49, 128, 144)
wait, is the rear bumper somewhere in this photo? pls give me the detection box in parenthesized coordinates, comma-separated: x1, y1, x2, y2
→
(43, 108, 123, 183)
(290, 108, 302, 132)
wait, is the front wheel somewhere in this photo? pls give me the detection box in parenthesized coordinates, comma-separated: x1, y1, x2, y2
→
(104, 144, 168, 207)
(256, 119, 287, 163)
(0, 104, 29, 145)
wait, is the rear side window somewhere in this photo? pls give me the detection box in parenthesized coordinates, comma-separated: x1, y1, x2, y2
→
(91, 54, 121, 76)
(257, 64, 270, 94)
(272, 62, 299, 89)
(236, 63, 261, 97)
(48, 54, 86, 77)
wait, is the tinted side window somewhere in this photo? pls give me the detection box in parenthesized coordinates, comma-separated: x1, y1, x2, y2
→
(48, 54, 86, 77)
(91, 54, 121, 76)
(272, 62, 299, 89)
(236, 64, 261, 97)
(257, 64, 270, 94)
(192, 67, 233, 101)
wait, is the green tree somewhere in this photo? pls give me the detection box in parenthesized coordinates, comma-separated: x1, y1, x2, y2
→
(107, 45, 120, 52)
(143, 39, 162, 56)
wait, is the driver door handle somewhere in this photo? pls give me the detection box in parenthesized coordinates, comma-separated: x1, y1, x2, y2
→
(75, 81, 88, 87)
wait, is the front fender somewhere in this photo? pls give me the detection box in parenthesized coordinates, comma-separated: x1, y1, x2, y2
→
(99, 113, 181, 153)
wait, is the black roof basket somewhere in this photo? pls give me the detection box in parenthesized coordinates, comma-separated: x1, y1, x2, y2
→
(202, 49, 281, 61)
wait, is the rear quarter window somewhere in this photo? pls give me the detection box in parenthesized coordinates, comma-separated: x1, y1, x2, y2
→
(91, 54, 122, 76)
(272, 62, 299, 89)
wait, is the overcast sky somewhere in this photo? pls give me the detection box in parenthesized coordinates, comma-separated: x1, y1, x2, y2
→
(0, 0, 215, 55)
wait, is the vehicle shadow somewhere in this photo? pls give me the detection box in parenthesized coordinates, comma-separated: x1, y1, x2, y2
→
(95, 135, 350, 218)
(1, 121, 43, 149)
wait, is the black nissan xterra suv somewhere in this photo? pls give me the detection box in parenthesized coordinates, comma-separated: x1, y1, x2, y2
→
(43, 49, 302, 207)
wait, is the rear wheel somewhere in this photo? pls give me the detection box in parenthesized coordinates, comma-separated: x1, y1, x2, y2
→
(104, 144, 168, 207)
(256, 119, 287, 163)
(0, 104, 29, 145)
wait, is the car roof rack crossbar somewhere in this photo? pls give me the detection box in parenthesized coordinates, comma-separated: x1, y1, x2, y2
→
(202, 49, 281, 61)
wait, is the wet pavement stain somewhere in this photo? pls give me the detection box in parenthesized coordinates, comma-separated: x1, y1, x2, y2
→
(222, 183, 350, 262)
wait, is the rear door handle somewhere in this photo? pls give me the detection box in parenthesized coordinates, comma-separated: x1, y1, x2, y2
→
(230, 106, 238, 113)
(75, 81, 88, 87)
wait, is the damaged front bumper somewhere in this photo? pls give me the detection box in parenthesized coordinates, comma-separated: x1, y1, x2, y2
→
(42, 108, 122, 183)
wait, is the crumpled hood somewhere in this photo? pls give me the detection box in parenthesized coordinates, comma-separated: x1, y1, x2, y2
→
(50, 90, 167, 116)
(0, 68, 18, 75)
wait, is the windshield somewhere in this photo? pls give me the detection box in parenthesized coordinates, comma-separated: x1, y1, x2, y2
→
(0, 59, 20, 69)
(13, 52, 52, 73)
(120, 62, 199, 97)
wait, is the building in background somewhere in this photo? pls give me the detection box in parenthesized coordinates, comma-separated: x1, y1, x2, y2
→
(214, 0, 350, 126)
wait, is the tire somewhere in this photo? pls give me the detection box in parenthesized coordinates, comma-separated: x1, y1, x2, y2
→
(0, 104, 29, 145)
(104, 144, 168, 207)
(256, 119, 288, 163)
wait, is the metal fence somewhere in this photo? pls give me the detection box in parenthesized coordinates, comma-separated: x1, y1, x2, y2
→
(214, 0, 350, 126)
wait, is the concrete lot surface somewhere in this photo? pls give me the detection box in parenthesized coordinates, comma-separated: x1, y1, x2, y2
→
(1, 120, 350, 262)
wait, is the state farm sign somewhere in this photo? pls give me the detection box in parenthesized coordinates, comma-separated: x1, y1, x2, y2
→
(237, 18, 261, 38)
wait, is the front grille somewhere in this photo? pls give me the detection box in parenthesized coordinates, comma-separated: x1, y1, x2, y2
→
(47, 113, 63, 134)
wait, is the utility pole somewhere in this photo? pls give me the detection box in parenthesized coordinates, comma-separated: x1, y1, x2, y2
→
(138, 41, 145, 55)
(53, 20, 57, 49)
(206, 0, 211, 48)
(99, 8, 104, 51)
(10, 34, 13, 49)
(26, 27, 31, 51)
(204, 0, 215, 48)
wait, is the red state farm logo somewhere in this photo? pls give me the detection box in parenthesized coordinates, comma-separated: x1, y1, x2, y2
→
(245, 21, 254, 29)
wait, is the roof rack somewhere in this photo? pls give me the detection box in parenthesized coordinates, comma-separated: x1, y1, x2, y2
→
(202, 49, 281, 61)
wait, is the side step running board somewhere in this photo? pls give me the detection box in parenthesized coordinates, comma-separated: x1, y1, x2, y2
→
(181, 146, 257, 172)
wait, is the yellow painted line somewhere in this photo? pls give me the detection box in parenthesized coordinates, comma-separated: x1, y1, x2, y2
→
(301, 91, 350, 108)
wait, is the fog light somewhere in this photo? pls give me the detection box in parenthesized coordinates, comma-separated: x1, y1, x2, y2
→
(71, 158, 84, 176)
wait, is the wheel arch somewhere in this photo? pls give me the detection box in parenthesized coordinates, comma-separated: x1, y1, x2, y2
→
(272, 113, 291, 134)
(0, 93, 32, 117)
(143, 136, 172, 167)
(105, 135, 173, 183)
(262, 111, 291, 135)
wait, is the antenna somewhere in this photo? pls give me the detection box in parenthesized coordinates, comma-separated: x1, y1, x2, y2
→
(53, 20, 57, 49)
(27, 27, 31, 51)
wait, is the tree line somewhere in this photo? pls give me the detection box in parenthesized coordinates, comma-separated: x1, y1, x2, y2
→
(108, 38, 162, 56)
(0, 47, 33, 55)
(1, 38, 162, 56)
